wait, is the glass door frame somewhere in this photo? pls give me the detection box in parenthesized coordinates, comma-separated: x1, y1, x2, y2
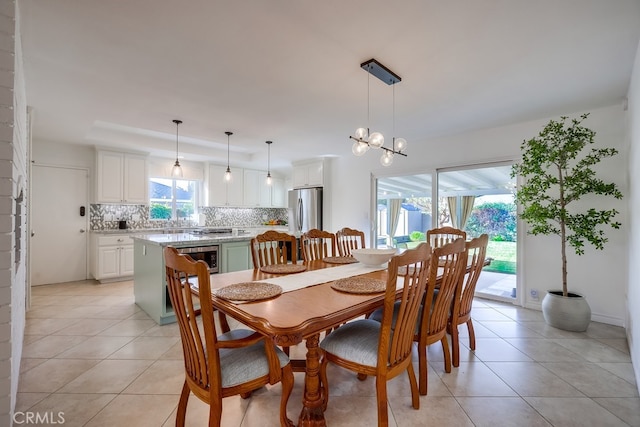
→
(372, 160, 524, 306)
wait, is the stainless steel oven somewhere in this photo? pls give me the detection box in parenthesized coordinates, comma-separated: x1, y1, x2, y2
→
(177, 245, 219, 273)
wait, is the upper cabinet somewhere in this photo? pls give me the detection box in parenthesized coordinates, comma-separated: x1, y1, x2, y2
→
(243, 169, 271, 207)
(271, 176, 286, 207)
(208, 164, 228, 206)
(293, 160, 323, 188)
(96, 151, 148, 204)
(207, 164, 244, 206)
(207, 164, 286, 207)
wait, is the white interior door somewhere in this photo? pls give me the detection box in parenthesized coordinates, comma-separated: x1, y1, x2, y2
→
(31, 165, 89, 285)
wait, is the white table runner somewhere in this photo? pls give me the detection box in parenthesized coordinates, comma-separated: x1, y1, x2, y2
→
(258, 263, 386, 293)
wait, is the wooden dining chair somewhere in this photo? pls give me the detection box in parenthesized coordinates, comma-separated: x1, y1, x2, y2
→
(319, 243, 431, 426)
(449, 234, 489, 367)
(164, 246, 294, 427)
(251, 230, 298, 268)
(335, 227, 365, 256)
(369, 238, 467, 395)
(300, 229, 337, 261)
(426, 226, 467, 248)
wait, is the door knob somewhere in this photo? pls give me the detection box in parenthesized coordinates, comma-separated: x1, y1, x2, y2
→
(80, 229, 86, 233)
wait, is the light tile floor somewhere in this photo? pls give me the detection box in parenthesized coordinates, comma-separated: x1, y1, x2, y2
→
(18, 280, 640, 427)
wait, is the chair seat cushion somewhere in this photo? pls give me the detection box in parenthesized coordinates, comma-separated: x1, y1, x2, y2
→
(218, 329, 290, 388)
(369, 302, 423, 334)
(319, 319, 381, 368)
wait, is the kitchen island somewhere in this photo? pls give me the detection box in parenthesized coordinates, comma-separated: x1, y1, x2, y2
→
(132, 228, 287, 324)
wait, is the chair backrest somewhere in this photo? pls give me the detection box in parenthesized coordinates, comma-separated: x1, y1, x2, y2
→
(164, 246, 222, 395)
(453, 234, 489, 322)
(419, 238, 466, 339)
(336, 227, 365, 256)
(378, 242, 431, 369)
(301, 229, 336, 261)
(426, 227, 467, 249)
(251, 230, 298, 268)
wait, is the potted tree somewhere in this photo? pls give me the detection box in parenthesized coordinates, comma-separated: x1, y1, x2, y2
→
(511, 113, 622, 331)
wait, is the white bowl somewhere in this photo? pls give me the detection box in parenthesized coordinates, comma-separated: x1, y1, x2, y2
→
(351, 248, 397, 266)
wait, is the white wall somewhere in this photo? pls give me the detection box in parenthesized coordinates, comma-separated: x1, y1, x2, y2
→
(0, 1, 29, 422)
(329, 104, 629, 326)
(626, 39, 640, 390)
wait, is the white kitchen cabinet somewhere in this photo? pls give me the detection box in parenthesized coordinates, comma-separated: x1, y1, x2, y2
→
(91, 234, 134, 282)
(243, 169, 271, 207)
(207, 164, 244, 206)
(208, 164, 228, 206)
(271, 176, 286, 207)
(292, 161, 323, 188)
(96, 151, 148, 204)
(227, 169, 244, 206)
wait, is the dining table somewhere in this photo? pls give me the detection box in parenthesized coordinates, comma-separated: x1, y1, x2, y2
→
(194, 252, 489, 426)
(194, 257, 396, 426)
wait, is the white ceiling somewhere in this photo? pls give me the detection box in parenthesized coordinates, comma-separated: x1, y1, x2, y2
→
(19, 0, 640, 175)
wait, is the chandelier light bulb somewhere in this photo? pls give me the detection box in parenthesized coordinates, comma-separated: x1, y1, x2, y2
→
(224, 167, 232, 182)
(380, 151, 394, 167)
(355, 127, 368, 140)
(352, 141, 369, 156)
(394, 137, 407, 152)
(369, 132, 384, 149)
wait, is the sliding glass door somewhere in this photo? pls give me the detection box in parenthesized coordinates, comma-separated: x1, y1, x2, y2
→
(375, 161, 517, 302)
(375, 174, 433, 249)
(437, 162, 517, 301)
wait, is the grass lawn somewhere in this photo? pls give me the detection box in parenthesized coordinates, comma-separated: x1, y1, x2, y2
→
(484, 241, 516, 274)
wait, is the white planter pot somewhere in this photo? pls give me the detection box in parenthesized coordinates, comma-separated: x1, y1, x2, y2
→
(541, 290, 591, 332)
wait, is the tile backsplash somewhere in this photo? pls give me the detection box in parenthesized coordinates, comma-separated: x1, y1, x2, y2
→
(90, 204, 289, 230)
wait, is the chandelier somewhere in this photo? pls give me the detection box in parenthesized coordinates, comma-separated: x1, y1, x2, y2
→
(349, 59, 408, 166)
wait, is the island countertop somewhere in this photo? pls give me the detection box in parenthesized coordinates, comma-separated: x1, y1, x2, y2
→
(131, 232, 254, 247)
(130, 226, 295, 247)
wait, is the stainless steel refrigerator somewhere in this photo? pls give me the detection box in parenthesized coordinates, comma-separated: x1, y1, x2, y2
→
(288, 187, 323, 233)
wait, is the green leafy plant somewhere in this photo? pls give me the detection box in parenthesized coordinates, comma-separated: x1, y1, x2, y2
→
(150, 203, 172, 220)
(511, 113, 622, 297)
(409, 231, 425, 242)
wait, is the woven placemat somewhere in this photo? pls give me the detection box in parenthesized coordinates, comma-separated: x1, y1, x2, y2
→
(213, 282, 282, 302)
(331, 277, 386, 294)
(323, 256, 358, 265)
(260, 264, 307, 274)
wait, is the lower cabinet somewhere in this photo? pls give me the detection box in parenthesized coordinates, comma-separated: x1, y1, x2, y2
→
(92, 234, 134, 282)
(220, 240, 253, 273)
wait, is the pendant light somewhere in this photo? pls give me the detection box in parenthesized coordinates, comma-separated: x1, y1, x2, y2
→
(171, 119, 183, 178)
(265, 140, 273, 185)
(224, 131, 233, 182)
(348, 59, 408, 166)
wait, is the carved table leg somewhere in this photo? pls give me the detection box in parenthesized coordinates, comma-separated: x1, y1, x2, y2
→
(298, 333, 326, 427)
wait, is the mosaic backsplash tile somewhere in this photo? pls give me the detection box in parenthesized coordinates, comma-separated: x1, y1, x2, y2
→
(90, 204, 288, 230)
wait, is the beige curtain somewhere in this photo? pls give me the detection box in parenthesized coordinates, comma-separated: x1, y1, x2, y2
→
(447, 196, 476, 229)
(460, 196, 476, 229)
(388, 199, 402, 240)
(447, 197, 458, 227)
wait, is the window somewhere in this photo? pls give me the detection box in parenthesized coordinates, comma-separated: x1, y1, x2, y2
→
(149, 178, 198, 221)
